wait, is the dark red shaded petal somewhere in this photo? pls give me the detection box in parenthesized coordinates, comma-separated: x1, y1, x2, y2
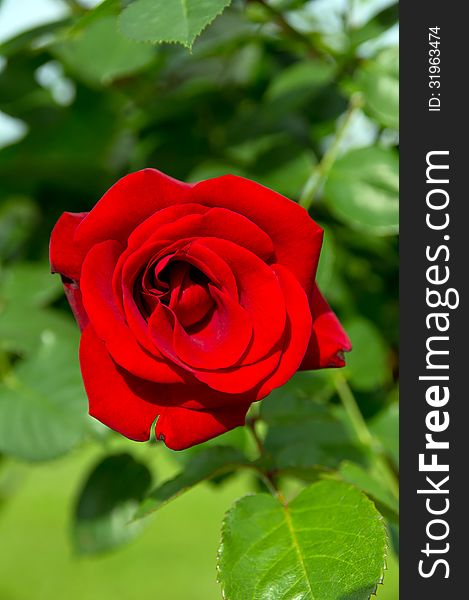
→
(300, 284, 352, 370)
(62, 280, 88, 331)
(168, 263, 214, 328)
(149, 287, 253, 370)
(155, 402, 251, 451)
(195, 238, 286, 363)
(80, 326, 163, 442)
(191, 175, 324, 296)
(80, 240, 186, 383)
(75, 169, 192, 251)
(117, 237, 238, 310)
(256, 265, 312, 398)
(193, 347, 281, 394)
(49, 211, 88, 281)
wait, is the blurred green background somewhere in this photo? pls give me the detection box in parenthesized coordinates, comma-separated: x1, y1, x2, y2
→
(0, 0, 399, 598)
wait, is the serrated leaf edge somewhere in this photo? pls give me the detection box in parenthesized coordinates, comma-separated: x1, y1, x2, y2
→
(118, 0, 233, 50)
(216, 484, 389, 600)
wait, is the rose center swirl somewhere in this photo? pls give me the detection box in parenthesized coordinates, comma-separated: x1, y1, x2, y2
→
(137, 255, 215, 330)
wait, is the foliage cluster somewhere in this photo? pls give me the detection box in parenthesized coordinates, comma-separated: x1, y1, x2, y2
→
(0, 1, 399, 598)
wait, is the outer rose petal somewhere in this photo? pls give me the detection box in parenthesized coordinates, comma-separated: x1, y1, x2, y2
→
(80, 326, 163, 441)
(155, 403, 251, 451)
(256, 264, 312, 398)
(191, 175, 324, 296)
(49, 211, 88, 281)
(80, 327, 253, 449)
(300, 284, 352, 370)
(63, 281, 88, 331)
(75, 169, 192, 252)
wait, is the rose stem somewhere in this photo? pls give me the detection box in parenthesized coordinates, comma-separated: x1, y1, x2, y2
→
(333, 371, 400, 500)
(247, 417, 282, 498)
(299, 93, 364, 211)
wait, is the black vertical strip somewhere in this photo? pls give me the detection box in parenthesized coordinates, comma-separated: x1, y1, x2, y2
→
(400, 2, 467, 596)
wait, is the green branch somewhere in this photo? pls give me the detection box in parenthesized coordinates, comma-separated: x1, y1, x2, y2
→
(299, 93, 363, 210)
(253, 0, 320, 58)
(334, 372, 399, 501)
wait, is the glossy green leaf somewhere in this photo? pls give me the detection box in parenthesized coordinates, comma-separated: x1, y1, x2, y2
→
(262, 393, 363, 473)
(136, 445, 246, 519)
(354, 47, 398, 129)
(343, 317, 390, 391)
(338, 460, 398, 517)
(218, 480, 387, 600)
(324, 146, 399, 235)
(0, 330, 87, 461)
(54, 16, 155, 85)
(73, 453, 152, 555)
(120, 0, 232, 48)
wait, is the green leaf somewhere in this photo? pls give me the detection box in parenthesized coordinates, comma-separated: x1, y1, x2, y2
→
(0, 262, 76, 355)
(338, 460, 398, 517)
(218, 480, 387, 600)
(0, 18, 72, 58)
(261, 372, 334, 419)
(265, 60, 336, 108)
(136, 445, 246, 519)
(0, 198, 40, 262)
(0, 330, 87, 461)
(256, 152, 316, 199)
(120, 0, 232, 48)
(324, 146, 399, 235)
(369, 400, 399, 468)
(354, 47, 398, 130)
(0, 304, 76, 355)
(343, 317, 390, 391)
(0, 262, 63, 308)
(54, 16, 155, 85)
(69, 0, 121, 34)
(261, 392, 364, 474)
(72, 453, 152, 555)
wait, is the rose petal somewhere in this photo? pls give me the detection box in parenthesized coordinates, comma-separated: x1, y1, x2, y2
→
(155, 402, 251, 451)
(191, 175, 324, 296)
(49, 211, 88, 281)
(256, 264, 312, 398)
(62, 280, 88, 331)
(149, 287, 253, 370)
(194, 238, 286, 363)
(80, 326, 164, 442)
(168, 263, 214, 328)
(193, 346, 282, 394)
(75, 169, 192, 251)
(300, 284, 352, 370)
(80, 240, 186, 383)
(126, 203, 210, 250)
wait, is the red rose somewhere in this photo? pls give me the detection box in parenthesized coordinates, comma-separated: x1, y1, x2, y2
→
(50, 169, 351, 450)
